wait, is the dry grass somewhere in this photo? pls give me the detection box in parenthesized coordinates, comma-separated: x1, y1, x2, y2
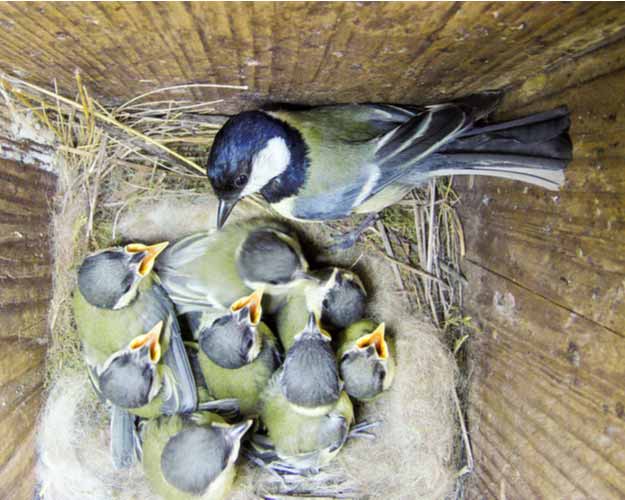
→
(1, 73, 471, 499)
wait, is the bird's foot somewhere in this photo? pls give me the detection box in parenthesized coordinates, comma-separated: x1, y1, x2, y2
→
(325, 213, 379, 253)
(348, 419, 382, 440)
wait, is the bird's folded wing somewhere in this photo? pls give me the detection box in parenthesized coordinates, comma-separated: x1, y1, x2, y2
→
(86, 363, 105, 402)
(157, 267, 224, 313)
(158, 231, 214, 267)
(374, 104, 470, 172)
(197, 398, 241, 420)
(110, 404, 140, 469)
(292, 105, 472, 219)
(161, 313, 198, 414)
(149, 283, 198, 414)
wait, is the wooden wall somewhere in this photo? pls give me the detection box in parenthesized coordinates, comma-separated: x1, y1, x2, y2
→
(0, 152, 55, 498)
(459, 24, 625, 500)
(0, 3, 624, 111)
(0, 2, 624, 498)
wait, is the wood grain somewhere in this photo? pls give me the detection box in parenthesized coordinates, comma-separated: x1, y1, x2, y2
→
(0, 153, 54, 498)
(459, 21, 625, 500)
(0, 3, 622, 497)
(0, 3, 623, 111)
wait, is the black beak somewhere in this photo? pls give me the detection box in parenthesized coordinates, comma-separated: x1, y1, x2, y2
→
(217, 198, 237, 229)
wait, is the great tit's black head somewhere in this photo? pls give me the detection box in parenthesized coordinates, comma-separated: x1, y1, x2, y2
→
(199, 290, 264, 369)
(77, 242, 168, 310)
(339, 323, 389, 401)
(207, 111, 292, 228)
(237, 227, 308, 287)
(160, 420, 252, 495)
(316, 268, 367, 331)
(98, 322, 163, 408)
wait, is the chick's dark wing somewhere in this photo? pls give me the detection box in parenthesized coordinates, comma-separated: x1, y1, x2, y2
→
(110, 404, 140, 469)
(149, 283, 198, 414)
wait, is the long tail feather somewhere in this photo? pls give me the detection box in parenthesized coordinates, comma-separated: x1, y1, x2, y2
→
(430, 165, 565, 190)
(461, 106, 569, 137)
(421, 106, 573, 190)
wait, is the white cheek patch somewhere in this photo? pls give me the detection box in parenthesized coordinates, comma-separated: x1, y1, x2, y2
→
(241, 136, 291, 197)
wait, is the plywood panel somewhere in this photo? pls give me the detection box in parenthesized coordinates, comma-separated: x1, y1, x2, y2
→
(0, 3, 623, 111)
(459, 22, 625, 500)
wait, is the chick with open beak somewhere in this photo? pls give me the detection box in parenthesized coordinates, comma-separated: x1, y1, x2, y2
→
(190, 289, 281, 416)
(337, 320, 395, 401)
(74, 241, 197, 468)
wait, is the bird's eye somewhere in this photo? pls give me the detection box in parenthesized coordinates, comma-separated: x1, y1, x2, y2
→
(234, 174, 248, 188)
(243, 334, 253, 352)
(122, 276, 133, 294)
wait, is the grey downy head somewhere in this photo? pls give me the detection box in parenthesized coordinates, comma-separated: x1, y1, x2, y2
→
(199, 289, 264, 369)
(77, 241, 169, 310)
(316, 267, 367, 331)
(237, 227, 309, 287)
(280, 312, 340, 409)
(340, 323, 389, 401)
(160, 419, 252, 496)
(98, 321, 163, 409)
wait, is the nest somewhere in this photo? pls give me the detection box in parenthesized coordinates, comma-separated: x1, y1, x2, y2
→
(1, 74, 473, 499)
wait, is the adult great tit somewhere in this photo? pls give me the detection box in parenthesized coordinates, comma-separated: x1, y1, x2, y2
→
(337, 320, 395, 401)
(155, 220, 310, 315)
(206, 92, 572, 228)
(190, 289, 281, 416)
(141, 412, 252, 500)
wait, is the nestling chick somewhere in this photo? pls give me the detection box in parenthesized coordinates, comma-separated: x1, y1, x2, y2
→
(191, 289, 281, 416)
(97, 320, 164, 410)
(337, 320, 395, 401)
(275, 267, 367, 350)
(155, 220, 310, 314)
(259, 375, 354, 471)
(206, 93, 572, 237)
(141, 412, 252, 500)
(278, 312, 341, 416)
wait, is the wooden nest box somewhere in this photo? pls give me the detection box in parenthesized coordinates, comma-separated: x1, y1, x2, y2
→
(1, 3, 624, 498)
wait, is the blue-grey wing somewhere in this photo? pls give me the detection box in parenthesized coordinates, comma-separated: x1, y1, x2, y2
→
(374, 104, 470, 171)
(158, 231, 214, 268)
(288, 95, 500, 219)
(110, 404, 140, 469)
(151, 284, 198, 414)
